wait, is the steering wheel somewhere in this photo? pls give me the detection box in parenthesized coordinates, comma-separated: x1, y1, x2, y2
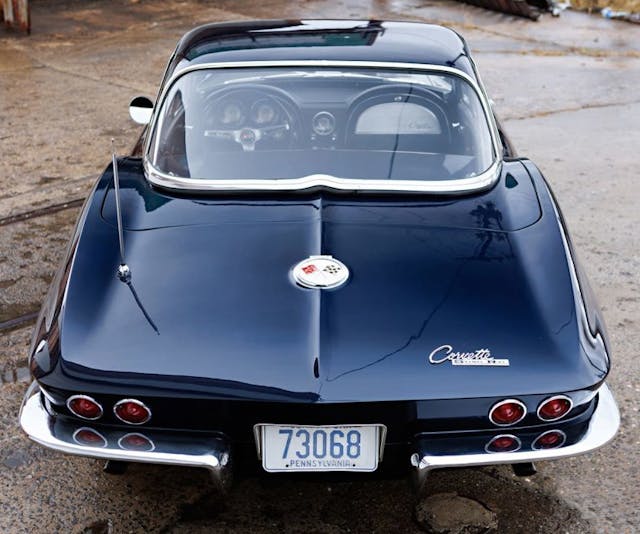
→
(201, 86, 298, 152)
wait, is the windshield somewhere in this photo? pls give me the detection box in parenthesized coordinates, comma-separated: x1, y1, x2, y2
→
(149, 67, 495, 183)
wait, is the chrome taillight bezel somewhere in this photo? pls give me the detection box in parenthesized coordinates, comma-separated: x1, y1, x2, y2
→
(66, 394, 104, 421)
(489, 398, 527, 427)
(113, 398, 152, 425)
(536, 395, 573, 422)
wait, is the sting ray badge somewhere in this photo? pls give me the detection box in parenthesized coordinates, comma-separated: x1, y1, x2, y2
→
(293, 255, 350, 289)
(429, 344, 510, 367)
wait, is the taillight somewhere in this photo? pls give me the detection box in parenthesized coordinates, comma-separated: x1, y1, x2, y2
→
(532, 430, 566, 450)
(118, 433, 155, 452)
(537, 395, 572, 422)
(114, 399, 151, 425)
(72, 427, 107, 448)
(489, 399, 526, 426)
(485, 434, 521, 453)
(67, 395, 103, 420)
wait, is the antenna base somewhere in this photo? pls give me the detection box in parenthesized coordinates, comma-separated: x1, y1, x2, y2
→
(117, 264, 131, 282)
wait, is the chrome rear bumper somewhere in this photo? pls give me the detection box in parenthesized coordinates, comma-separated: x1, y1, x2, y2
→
(19, 383, 232, 491)
(411, 384, 619, 492)
(20, 382, 619, 492)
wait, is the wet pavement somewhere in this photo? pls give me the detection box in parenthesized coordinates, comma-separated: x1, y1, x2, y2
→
(1, 1, 639, 532)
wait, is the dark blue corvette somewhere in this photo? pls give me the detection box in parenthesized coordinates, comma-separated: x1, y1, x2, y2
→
(20, 19, 619, 491)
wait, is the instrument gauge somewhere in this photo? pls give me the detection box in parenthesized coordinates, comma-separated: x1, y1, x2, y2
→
(220, 102, 244, 126)
(252, 101, 277, 125)
(312, 111, 336, 136)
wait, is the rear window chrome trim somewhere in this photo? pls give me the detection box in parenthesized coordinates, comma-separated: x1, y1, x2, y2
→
(144, 60, 502, 195)
(144, 160, 501, 194)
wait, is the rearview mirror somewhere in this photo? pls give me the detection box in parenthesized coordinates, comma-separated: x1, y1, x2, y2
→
(129, 96, 154, 125)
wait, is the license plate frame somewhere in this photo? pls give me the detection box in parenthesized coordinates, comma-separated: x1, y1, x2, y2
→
(254, 423, 387, 473)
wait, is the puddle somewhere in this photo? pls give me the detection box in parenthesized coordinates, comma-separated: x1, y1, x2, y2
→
(81, 520, 112, 534)
(1, 363, 31, 385)
(3, 449, 30, 469)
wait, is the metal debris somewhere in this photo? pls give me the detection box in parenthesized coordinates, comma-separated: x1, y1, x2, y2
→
(601, 6, 640, 22)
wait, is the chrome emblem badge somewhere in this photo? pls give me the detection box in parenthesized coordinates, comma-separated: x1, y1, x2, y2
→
(428, 344, 510, 367)
(292, 255, 349, 289)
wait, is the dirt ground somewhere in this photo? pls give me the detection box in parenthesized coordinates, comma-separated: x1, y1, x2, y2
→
(572, 0, 640, 14)
(1, 1, 639, 533)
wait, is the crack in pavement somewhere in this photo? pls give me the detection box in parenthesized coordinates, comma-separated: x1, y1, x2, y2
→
(0, 312, 39, 333)
(505, 98, 640, 120)
(377, 8, 639, 58)
(467, 25, 639, 57)
(0, 199, 84, 228)
(2, 41, 153, 94)
(0, 5, 250, 103)
(28, 61, 151, 94)
(475, 47, 640, 58)
(0, 174, 96, 221)
(0, 173, 96, 202)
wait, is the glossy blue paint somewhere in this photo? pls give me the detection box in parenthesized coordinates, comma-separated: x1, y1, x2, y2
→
(168, 20, 476, 79)
(15, 21, 619, 486)
(25, 22, 612, 467)
(34, 157, 608, 405)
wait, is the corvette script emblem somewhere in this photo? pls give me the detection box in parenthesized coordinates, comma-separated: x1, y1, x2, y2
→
(428, 344, 510, 367)
(292, 255, 349, 289)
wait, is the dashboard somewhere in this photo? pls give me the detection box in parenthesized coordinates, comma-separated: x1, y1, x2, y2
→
(197, 81, 454, 153)
(150, 71, 495, 182)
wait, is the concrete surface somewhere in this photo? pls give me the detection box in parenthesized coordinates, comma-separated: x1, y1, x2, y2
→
(1, 1, 638, 532)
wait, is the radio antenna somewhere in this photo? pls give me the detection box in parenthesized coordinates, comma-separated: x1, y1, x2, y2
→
(111, 139, 130, 282)
(109, 140, 158, 334)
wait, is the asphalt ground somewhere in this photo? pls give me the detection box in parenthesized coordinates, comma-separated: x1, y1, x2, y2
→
(1, 1, 638, 532)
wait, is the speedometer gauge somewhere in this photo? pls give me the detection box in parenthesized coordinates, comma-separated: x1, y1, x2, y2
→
(252, 101, 277, 125)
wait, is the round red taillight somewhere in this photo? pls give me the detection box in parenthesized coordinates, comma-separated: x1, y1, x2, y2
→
(118, 433, 155, 452)
(67, 395, 103, 420)
(533, 430, 566, 450)
(114, 399, 151, 425)
(537, 395, 572, 422)
(485, 434, 521, 453)
(73, 427, 107, 448)
(489, 399, 526, 426)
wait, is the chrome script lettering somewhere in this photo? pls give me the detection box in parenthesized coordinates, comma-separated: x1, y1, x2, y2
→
(428, 345, 510, 367)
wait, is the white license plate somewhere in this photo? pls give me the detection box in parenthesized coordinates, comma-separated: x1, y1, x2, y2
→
(258, 424, 383, 472)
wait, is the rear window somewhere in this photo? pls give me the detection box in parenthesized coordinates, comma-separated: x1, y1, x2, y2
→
(149, 67, 495, 182)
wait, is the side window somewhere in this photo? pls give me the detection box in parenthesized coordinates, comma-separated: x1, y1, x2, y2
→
(155, 89, 189, 176)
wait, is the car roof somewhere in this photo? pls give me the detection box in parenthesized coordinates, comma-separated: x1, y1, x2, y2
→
(166, 19, 477, 80)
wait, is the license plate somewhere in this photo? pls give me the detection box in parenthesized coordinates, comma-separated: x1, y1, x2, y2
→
(258, 424, 383, 472)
